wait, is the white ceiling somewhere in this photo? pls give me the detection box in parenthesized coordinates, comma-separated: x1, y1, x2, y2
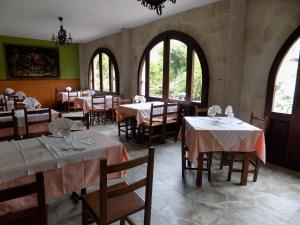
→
(0, 0, 218, 43)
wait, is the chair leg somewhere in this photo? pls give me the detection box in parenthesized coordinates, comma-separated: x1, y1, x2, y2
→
(118, 122, 121, 136)
(120, 218, 126, 225)
(227, 153, 233, 181)
(182, 147, 186, 179)
(125, 121, 129, 140)
(207, 153, 212, 182)
(253, 157, 260, 182)
(220, 152, 225, 169)
(82, 201, 89, 225)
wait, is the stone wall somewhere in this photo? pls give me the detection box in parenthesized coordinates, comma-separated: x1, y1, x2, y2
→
(80, 0, 300, 119)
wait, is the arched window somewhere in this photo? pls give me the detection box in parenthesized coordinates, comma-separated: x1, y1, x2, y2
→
(138, 31, 209, 106)
(88, 48, 119, 94)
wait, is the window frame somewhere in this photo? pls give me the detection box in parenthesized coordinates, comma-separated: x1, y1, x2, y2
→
(137, 30, 209, 107)
(89, 48, 120, 94)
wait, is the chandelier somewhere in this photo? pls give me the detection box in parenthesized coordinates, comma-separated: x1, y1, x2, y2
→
(51, 17, 72, 47)
(137, 0, 176, 15)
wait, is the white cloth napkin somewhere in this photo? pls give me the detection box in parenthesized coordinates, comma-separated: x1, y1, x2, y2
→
(87, 90, 96, 96)
(208, 105, 222, 117)
(48, 118, 74, 137)
(65, 87, 72, 91)
(23, 97, 40, 109)
(225, 105, 234, 118)
(4, 88, 14, 95)
(15, 91, 26, 98)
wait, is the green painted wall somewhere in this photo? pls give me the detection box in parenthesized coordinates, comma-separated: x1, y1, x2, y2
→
(0, 35, 80, 80)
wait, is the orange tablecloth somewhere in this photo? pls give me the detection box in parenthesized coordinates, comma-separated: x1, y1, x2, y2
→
(0, 130, 128, 214)
(181, 117, 266, 166)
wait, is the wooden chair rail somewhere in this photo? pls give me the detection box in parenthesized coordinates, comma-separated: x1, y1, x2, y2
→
(107, 156, 148, 174)
(0, 183, 37, 202)
(107, 179, 147, 199)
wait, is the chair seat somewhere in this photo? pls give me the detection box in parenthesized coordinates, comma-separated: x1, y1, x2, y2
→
(0, 205, 48, 225)
(83, 182, 145, 223)
(142, 120, 163, 127)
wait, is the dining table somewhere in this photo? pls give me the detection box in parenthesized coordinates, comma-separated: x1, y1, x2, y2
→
(74, 95, 115, 113)
(0, 129, 128, 215)
(0, 109, 59, 138)
(182, 116, 266, 186)
(56, 91, 81, 103)
(116, 101, 177, 127)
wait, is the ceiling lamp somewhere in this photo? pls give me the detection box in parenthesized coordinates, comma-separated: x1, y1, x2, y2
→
(51, 17, 72, 47)
(138, 0, 176, 15)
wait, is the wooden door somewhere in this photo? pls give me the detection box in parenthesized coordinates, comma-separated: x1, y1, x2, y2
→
(265, 26, 300, 171)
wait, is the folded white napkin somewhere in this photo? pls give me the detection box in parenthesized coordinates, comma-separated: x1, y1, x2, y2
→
(48, 118, 74, 137)
(23, 97, 39, 109)
(208, 105, 222, 117)
(87, 90, 95, 96)
(65, 87, 72, 91)
(225, 105, 234, 118)
(15, 91, 26, 98)
(139, 95, 146, 103)
(4, 88, 14, 95)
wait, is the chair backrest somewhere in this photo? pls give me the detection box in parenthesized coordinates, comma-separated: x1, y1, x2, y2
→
(250, 112, 268, 133)
(0, 172, 47, 225)
(13, 97, 26, 110)
(0, 99, 8, 111)
(67, 90, 79, 100)
(117, 98, 133, 105)
(195, 106, 208, 116)
(92, 95, 106, 110)
(99, 147, 155, 225)
(111, 95, 121, 110)
(164, 102, 179, 120)
(149, 103, 165, 127)
(0, 110, 18, 141)
(24, 108, 52, 137)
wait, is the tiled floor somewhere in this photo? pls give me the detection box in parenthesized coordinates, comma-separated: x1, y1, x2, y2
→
(48, 124, 300, 225)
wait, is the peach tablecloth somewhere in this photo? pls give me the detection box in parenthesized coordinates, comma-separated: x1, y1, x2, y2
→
(0, 130, 128, 214)
(74, 95, 114, 113)
(116, 101, 175, 126)
(0, 109, 59, 138)
(183, 117, 266, 166)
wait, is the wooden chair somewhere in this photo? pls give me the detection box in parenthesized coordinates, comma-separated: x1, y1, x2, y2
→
(0, 98, 8, 111)
(0, 110, 18, 141)
(226, 112, 268, 182)
(90, 95, 107, 125)
(24, 108, 52, 138)
(0, 172, 47, 225)
(61, 112, 90, 131)
(195, 106, 208, 116)
(164, 102, 180, 141)
(140, 103, 165, 146)
(181, 113, 212, 184)
(117, 98, 135, 140)
(67, 90, 79, 112)
(82, 147, 155, 225)
(110, 95, 120, 123)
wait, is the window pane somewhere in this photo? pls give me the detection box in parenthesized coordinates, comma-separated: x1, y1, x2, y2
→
(102, 53, 110, 92)
(192, 52, 203, 102)
(112, 64, 116, 92)
(93, 54, 100, 91)
(272, 38, 300, 114)
(149, 42, 164, 98)
(169, 39, 187, 100)
(140, 61, 146, 96)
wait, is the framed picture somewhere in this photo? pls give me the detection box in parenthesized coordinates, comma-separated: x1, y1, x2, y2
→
(5, 44, 59, 79)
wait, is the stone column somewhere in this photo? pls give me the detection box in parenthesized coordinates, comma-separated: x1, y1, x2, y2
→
(119, 28, 133, 97)
(224, 0, 247, 115)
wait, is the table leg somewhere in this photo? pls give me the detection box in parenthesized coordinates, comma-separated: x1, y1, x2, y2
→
(196, 153, 204, 186)
(241, 152, 250, 186)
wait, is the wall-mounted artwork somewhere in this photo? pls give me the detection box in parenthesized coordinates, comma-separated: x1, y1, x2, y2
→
(5, 44, 59, 79)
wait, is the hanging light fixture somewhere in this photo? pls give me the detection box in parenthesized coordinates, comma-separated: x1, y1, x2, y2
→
(137, 0, 176, 15)
(51, 17, 72, 47)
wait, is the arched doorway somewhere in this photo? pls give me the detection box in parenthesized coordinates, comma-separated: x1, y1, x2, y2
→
(265, 26, 300, 170)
